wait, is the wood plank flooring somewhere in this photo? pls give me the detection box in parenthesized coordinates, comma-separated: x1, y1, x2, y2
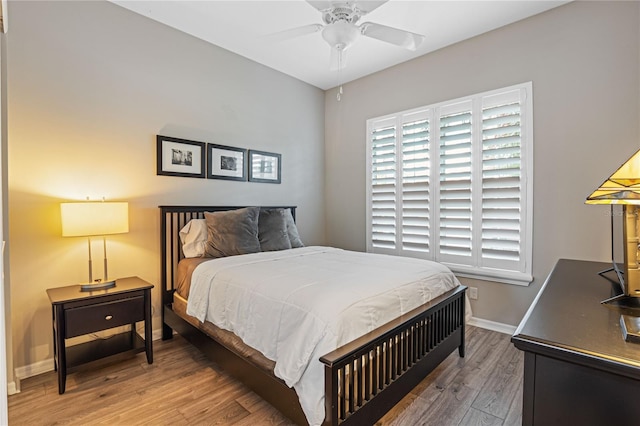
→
(8, 326, 523, 426)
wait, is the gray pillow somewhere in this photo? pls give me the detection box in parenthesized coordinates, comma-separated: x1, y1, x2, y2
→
(258, 208, 292, 252)
(204, 207, 261, 258)
(284, 208, 304, 248)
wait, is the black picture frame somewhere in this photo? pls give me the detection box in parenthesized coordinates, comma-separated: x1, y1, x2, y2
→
(156, 135, 206, 178)
(207, 144, 247, 181)
(248, 150, 281, 184)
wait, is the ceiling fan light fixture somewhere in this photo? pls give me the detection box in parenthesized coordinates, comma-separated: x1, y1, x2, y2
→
(321, 21, 360, 51)
(270, 0, 425, 76)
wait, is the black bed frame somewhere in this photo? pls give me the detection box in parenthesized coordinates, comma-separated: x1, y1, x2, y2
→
(160, 205, 466, 425)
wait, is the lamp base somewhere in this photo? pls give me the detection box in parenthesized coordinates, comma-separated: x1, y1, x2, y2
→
(80, 279, 116, 292)
(601, 293, 640, 310)
(621, 315, 640, 343)
(602, 294, 640, 343)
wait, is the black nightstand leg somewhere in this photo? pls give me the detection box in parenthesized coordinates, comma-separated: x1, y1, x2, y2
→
(51, 305, 58, 372)
(130, 322, 136, 346)
(144, 289, 153, 364)
(54, 304, 67, 394)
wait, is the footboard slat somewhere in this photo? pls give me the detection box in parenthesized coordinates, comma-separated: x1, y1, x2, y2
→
(371, 348, 378, 397)
(350, 363, 355, 410)
(365, 355, 370, 405)
(321, 285, 466, 426)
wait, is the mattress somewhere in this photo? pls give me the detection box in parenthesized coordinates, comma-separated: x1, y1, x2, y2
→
(176, 257, 210, 299)
(172, 293, 276, 375)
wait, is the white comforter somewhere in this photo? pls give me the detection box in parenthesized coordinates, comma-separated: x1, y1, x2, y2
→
(187, 246, 462, 426)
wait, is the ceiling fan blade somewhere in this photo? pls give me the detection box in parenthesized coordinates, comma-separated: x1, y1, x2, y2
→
(306, 1, 334, 12)
(266, 23, 324, 42)
(360, 22, 425, 50)
(355, 1, 389, 15)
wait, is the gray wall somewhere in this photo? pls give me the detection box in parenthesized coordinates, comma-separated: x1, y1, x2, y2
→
(324, 1, 640, 326)
(6, 0, 640, 372)
(6, 0, 325, 369)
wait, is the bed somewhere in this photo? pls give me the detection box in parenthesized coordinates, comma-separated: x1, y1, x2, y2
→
(160, 205, 467, 426)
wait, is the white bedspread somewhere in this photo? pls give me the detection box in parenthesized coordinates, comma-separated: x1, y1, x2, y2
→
(187, 246, 462, 426)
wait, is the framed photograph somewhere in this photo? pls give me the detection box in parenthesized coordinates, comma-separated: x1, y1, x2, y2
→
(207, 144, 246, 181)
(156, 135, 206, 178)
(248, 150, 281, 184)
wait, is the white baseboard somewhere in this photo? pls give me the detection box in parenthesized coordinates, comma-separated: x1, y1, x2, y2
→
(14, 358, 54, 382)
(13, 329, 167, 382)
(468, 316, 517, 335)
(7, 381, 18, 395)
(152, 328, 164, 341)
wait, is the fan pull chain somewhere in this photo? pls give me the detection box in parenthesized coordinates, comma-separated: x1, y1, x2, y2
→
(337, 48, 344, 101)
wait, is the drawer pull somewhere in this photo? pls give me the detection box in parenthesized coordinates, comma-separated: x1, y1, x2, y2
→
(105, 315, 113, 320)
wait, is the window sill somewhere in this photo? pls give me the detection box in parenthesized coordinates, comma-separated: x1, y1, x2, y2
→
(445, 263, 533, 286)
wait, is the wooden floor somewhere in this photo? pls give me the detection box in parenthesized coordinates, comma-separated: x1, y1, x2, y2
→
(8, 326, 523, 426)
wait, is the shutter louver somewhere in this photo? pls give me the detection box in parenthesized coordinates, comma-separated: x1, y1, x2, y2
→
(439, 110, 472, 258)
(371, 124, 397, 250)
(481, 99, 522, 263)
(402, 117, 430, 253)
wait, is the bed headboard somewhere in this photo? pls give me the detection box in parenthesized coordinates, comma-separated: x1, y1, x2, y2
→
(159, 205, 297, 307)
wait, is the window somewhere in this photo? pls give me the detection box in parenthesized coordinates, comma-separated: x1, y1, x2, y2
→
(366, 82, 533, 285)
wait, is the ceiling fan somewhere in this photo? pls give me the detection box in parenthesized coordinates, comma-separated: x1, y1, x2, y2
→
(271, 0, 425, 70)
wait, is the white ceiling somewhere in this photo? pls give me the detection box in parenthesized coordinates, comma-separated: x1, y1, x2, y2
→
(111, 0, 569, 90)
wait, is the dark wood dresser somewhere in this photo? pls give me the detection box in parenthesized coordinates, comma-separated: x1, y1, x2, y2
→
(512, 259, 640, 426)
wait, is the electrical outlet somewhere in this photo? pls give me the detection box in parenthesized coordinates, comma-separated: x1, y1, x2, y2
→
(469, 287, 478, 300)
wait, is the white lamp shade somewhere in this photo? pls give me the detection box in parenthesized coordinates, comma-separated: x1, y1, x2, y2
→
(61, 202, 129, 237)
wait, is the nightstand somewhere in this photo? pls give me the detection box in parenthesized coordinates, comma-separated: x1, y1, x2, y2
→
(46, 276, 154, 394)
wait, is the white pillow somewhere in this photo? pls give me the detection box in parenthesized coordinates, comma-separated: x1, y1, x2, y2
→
(179, 219, 208, 258)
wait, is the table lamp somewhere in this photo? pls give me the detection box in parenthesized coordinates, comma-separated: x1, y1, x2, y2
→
(586, 148, 640, 341)
(61, 201, 129, 291)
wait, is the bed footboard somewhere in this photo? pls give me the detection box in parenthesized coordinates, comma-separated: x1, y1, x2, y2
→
(320, 285, 466, 426)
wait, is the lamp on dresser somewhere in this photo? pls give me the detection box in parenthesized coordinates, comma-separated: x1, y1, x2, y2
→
(586, 148, 640, 341)
(60, 201, 129, 291)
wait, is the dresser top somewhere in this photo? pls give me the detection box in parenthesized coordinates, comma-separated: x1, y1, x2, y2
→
(512, 259, 640, 375)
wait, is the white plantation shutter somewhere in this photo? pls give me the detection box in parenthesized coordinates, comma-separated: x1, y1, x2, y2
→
(401, 111, 431, 254)
(369, 118, 397, 251)
(438, 103, 473, 263)
(367, 82, 533, 285)
(481, 89, 526, 272)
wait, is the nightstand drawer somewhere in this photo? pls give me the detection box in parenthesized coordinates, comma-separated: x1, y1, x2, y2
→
(65, 296, 145, 338)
